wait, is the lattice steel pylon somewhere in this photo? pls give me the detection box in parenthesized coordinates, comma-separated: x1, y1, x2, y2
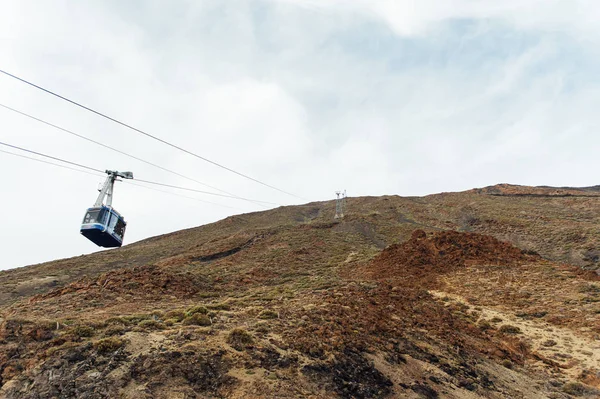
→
(334, 190, 347, 219)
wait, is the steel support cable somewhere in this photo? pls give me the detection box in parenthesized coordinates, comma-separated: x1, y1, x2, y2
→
(131, 179, 279, 205)
(0, 141, 104, 173)
(0, 69, 306, 200)
(0, 148, 241, 210)
(0, 148, 105, 177)
(0, 103, 268, 208)
(122, 181, 242, 211)
(0, 140, 278, 205)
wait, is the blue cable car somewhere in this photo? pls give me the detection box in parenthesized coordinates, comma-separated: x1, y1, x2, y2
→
(80, 206, 127, 248)
(80, 170, 133, 248)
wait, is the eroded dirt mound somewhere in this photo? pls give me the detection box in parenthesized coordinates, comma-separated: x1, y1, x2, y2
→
(364, 230, 531, 287)
(30, 265, 205, 303)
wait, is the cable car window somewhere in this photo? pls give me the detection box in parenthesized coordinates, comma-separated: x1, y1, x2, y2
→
(83, 210, 99, 224)
(114, 218, 126, 237)
(108, 214, 118, 231)
(83, 209, 106, 224)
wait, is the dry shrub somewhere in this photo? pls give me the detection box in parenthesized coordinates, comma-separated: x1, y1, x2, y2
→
(186, 305, 208, 316)
(499, 325, 521, 335)
(478, 320, 493, 331)
(227, 328, 254, 351)
(164, 309, 186, 322)
(72, 325, 95, 338)
(258, 310, 278, 320)
(183, 313, 211, 326)
(562, 381, 594, 396)
(138, 319, 164, 330)
(207, 302, 232, 311)
(94, 337, 124, 354)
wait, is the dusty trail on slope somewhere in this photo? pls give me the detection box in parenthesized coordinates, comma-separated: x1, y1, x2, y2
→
(359, 229, 600, 390)
(430, 291, 600, 384)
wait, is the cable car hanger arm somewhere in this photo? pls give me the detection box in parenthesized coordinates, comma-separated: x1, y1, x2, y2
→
(94, 170, 133, 207)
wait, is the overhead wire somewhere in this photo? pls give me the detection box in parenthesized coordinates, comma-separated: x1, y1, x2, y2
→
(0, 102, 268, 208)
(133, 178, 277, 205)
(123, 181, 242, 211)
(0, 147, 243, 211)
(134, 178, 279, 205)
(0, 148, 105, 178)
(0, 141, 104, 173)
(0, 140, 279, 205)
(0, 69, 306, 200)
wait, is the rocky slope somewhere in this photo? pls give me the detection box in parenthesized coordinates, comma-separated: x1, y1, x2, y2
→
(0, 184, 599, 398)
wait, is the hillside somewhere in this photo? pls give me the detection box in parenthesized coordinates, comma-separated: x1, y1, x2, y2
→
(1, 184, 599, 398)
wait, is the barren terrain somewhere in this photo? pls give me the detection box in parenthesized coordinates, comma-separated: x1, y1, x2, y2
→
(1, 184, 599, 398)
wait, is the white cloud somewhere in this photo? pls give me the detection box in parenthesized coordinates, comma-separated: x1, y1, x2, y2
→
(1, 0, 600, 269)
(275, 0, 600, 38)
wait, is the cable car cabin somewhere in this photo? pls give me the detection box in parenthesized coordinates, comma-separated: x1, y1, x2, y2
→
(81, 170, 133, 247)
(80, 206, 127, 248)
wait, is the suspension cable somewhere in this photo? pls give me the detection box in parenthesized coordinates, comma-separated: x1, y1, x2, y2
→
(0, 148, 243, 210)
(0, 69, 306, 200)
(0, 141, 103, 173)
(0, 103, 268, 207)
(0, 148, 104, 177)
(0, 140, 279, 205)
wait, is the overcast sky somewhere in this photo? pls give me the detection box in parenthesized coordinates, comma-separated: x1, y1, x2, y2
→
(1, 0, 599, 270)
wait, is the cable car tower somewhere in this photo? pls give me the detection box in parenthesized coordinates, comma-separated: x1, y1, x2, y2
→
(80, 170, 133, 248)
(334, 190, 346, 219)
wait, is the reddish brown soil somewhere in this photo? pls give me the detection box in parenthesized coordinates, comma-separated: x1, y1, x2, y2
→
(2, 189, 600, 398)
(282, 230, 540, 389)
(284, 284, 529, 367)
(30, 265, 204, 303)
(473, 183, 600, 197)
(358, 230, 531, 288)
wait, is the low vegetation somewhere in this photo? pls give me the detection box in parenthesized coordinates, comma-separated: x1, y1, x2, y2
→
(1, 186, 599, 397)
